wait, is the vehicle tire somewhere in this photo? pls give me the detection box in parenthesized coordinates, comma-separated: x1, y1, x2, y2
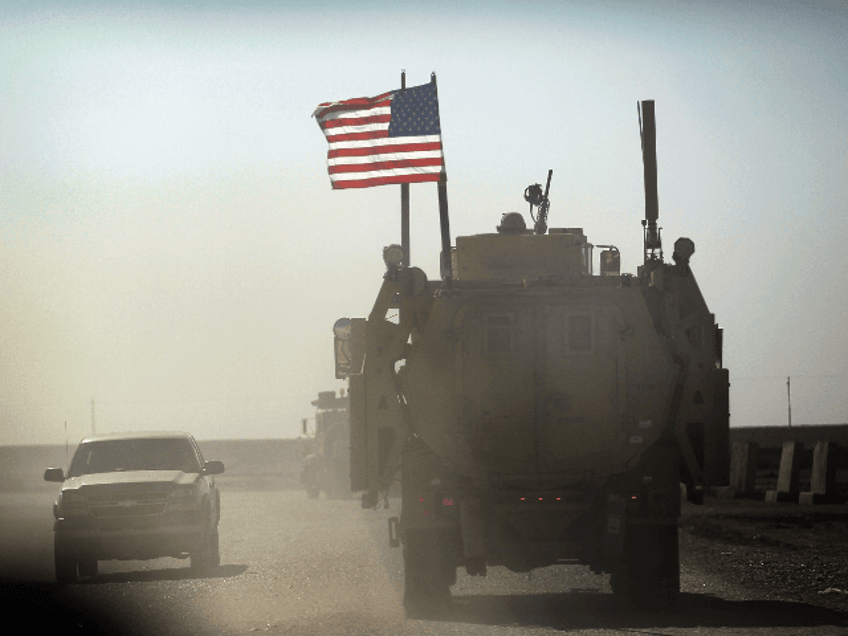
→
(403, 529, 455, 616)
(190, 537, 210, 571)
(209, 526, 220, 567)
(191, 522, 219, 572)
(54, 535, 78, 584)
(78, 554, 98, 579)
(612, 524, 679, 610)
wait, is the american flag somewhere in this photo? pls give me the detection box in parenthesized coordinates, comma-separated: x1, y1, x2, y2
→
(313, 82, 444, 189)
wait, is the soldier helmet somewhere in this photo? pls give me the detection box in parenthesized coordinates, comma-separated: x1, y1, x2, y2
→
(497, 212, 526, 234)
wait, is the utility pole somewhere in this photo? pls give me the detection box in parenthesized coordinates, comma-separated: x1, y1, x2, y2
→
(91, 397, 97, 435)
(787, 377, 792, 427)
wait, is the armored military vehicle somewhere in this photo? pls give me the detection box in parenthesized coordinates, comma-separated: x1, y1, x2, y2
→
(301, 390, 351, 499)
(333, 101, 729, 610)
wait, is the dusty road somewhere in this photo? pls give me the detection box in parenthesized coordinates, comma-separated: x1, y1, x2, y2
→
(1, 488, 846, 635)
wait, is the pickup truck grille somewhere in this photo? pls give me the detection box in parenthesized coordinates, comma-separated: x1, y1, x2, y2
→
(85, 490, 169, 517)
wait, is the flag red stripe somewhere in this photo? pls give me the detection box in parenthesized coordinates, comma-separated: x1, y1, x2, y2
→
(328, 141, 442, 158)
(320, 113, 392, 130)
(324, 130, 391, 143)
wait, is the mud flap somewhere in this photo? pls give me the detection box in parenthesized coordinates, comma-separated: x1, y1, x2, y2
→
(613, 523, 680, 610)
(600, 498, 626, 557)
(459, 496, 486, 559)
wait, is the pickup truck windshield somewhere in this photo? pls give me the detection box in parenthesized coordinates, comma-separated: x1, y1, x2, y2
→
(68, 438, 202, 477)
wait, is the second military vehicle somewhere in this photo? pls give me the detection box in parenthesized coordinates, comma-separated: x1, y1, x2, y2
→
(301, 390, 351, 499)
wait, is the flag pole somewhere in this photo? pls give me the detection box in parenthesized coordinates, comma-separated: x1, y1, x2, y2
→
(400, 71, 410, 266)
(431, 73, 452, 283)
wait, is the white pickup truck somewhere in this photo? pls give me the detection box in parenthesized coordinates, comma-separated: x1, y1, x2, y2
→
(44, 431, 224, 583)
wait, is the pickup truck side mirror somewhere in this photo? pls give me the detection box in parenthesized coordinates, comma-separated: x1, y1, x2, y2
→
(44, 467, 65, 482)
(203, 460, 225, 475)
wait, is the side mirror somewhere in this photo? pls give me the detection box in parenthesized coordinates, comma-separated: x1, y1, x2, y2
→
(203, 460, 225, 476)
(333, 317, 366, 380)
(44, 467, 65, 482)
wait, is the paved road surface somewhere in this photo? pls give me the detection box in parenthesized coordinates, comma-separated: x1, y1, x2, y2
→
(1, 489, 845, 635)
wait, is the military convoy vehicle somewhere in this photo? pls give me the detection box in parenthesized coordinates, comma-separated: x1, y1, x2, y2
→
(301, 390, 351, 499)
(332, 101, 729, 610)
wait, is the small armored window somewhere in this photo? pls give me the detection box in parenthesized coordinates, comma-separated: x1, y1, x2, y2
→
(568, 315, 592, 352)
(486, 315, 512, 353)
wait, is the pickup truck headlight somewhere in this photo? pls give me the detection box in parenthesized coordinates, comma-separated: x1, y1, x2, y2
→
(169, 485, 198, 511)
(59, 490, 87, 517)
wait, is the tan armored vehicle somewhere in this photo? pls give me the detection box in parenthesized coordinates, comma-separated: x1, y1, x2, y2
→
(334, 101, 729, 611)
(301, 390, 351, 499)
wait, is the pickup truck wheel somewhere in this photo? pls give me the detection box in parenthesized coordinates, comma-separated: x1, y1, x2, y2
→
(191, 524, 220, 571)
(54, 535, 78, 584)
(78, 554, 98, 578)
(190, 539, 210, 571)
(613, 524, 680, 610)
(209, 526, 220, 567)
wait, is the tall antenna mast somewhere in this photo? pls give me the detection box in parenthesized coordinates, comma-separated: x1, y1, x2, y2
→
(638, 100, 662, 263)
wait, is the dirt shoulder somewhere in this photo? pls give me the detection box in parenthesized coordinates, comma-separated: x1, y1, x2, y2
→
(679, 498, 848, 613)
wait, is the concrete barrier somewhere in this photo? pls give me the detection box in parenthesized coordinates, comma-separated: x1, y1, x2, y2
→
(729, 442, 758, 493)
(765, 441, 803, 503)
(722, 436, 846, 505)
(800, 441, 840, 505)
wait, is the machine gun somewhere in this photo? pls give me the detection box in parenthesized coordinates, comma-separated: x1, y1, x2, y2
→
(524, 169, 553, 235)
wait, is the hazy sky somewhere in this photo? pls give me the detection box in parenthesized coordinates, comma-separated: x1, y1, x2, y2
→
(2, 0, 846, 445)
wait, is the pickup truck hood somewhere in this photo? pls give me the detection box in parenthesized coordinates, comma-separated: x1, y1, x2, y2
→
(63, 470, 198, 490)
